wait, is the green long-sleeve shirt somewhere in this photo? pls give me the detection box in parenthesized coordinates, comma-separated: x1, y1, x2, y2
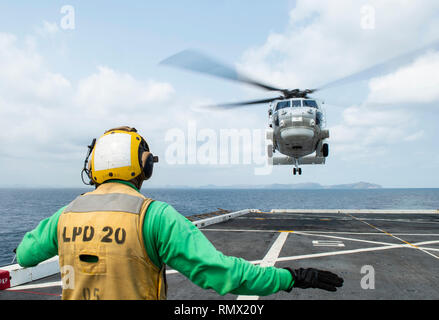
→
(17, 181, 294, 296)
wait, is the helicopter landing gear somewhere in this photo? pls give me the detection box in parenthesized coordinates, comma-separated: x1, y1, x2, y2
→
(293, 168, 302, 175)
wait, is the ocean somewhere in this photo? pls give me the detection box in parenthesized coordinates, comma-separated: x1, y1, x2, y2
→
(1, 187, 438, 267)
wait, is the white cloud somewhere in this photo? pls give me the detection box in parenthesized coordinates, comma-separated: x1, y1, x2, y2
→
(35, 20, 60, 37)
(0, 32, 71, 104)
(367, 51, 439, 104)
(329, 102, 426, 163)
(238, 0, 439, 90)
(0, 32, 176, 163)
(75, 66, 175, 116)
(404, 130, 424, 142)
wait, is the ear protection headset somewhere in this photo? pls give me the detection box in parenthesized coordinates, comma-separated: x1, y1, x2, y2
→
(137, 135, 158, 181)
(81, 127, 158, 186)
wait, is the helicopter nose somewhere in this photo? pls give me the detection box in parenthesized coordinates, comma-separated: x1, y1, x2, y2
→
(280, 128, 314, 142)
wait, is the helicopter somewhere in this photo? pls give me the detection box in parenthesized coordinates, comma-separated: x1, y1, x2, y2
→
(267, 96, 328, 175)
(160, 40, 439, 175)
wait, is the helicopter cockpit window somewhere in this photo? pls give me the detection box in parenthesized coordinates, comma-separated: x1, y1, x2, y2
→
(303, 100, 318, 108)
(275, 101, 290, 111)
(292, 100, 302, 107)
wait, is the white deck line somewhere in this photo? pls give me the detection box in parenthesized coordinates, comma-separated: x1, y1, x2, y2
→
(237, 232, 289, 300)
(275, 240, 439, 262)
(270, 209, 439, 214)
(312, 240, 345, 247)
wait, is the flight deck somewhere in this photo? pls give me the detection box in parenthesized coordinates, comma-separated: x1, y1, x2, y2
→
(1, 208, 439, 300)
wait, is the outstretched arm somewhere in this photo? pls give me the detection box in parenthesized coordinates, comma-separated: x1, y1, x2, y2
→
(16, 206, 65, 267)
(144, 202, 293, 296)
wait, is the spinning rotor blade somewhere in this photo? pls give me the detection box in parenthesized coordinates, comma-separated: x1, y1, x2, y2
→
(208, 97, 282, 109)
(160, 49, 285, 92)
(316, 39, 439, 92)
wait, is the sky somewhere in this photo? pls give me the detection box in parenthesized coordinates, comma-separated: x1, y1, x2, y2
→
(0, 0, 438, 188)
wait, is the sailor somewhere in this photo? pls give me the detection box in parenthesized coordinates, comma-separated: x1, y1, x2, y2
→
(16, 126, 343, 300)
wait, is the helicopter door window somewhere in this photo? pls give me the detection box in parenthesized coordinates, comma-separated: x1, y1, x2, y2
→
(292, 100, 302, 108)
(275, 101, 290, 111)
(303, 100, 318, 108)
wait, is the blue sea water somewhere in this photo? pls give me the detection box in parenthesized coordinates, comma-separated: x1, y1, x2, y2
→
(1, 187, 438, 267)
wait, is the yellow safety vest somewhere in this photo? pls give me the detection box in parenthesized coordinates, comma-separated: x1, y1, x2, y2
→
(57, 182, 167, 300)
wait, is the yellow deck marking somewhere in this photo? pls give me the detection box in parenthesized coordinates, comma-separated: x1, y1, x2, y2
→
(344, 212, 439, 260)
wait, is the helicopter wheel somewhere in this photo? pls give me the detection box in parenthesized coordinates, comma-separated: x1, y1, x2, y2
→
(293, 168, 297, 175)
(298, 168, 302, 175)
(322, 143, 329, 158)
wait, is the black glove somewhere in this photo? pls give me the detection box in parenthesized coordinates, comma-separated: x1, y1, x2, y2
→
(284, 267, 344, 292)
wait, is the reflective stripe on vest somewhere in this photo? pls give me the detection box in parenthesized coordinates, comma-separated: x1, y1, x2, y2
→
(64, 193, 144, 214)
(57, 183, 166, 300)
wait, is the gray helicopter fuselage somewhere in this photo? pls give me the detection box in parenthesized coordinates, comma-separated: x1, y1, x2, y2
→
(269, 98, 328, 158)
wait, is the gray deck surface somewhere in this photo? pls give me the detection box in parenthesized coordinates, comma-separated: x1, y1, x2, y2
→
(1, 210, 439, 300)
